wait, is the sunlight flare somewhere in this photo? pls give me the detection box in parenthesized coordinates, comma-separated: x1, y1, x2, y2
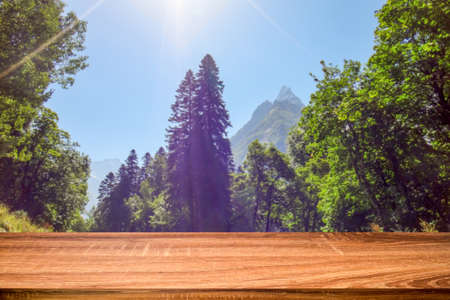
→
(0, 0, 107, 81)
(132, 0, 228, 52)
(247, 0, 304, 51)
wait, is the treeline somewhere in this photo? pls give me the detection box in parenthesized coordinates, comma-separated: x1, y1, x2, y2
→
(92, 55, 233, 232)
(91, 0, 449, 232)
(0, 0, 90, 231)
(0, 0, 448, 232)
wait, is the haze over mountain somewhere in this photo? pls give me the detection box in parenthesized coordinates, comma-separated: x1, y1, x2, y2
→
(230, 86, 304, 166)
(86, 159, 121, 212)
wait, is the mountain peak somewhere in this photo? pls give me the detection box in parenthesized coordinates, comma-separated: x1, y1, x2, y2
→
(251, 100, 273, 118)
(277, 85, 293, 98)
(274, 86, 302, 106)
(231, 86, 304, 166)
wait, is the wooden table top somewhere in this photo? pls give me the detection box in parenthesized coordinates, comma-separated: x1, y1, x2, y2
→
(0, 232, 449, 299)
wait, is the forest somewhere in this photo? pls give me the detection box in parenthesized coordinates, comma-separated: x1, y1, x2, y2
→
(0, 0, 448, 232)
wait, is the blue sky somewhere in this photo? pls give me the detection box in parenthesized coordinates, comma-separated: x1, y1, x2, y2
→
(48, 0, 385, 162)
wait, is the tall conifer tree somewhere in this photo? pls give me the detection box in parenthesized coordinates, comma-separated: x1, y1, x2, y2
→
(167, 70, 197, 230)
(124, 149, 140, 196)
(93, 172, 117, 231)
(192, 54, 233, 231)
(167, 55, 233, 231)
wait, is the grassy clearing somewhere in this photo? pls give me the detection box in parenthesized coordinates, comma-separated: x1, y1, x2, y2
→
(0, 204, 51, 232)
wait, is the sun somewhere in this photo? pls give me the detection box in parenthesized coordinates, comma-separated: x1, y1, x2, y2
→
(171, 0, 185, 17)
(130, 0, 227, 51)
(132, 0, 224, 23)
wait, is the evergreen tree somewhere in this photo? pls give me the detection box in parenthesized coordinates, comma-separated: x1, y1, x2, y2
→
(93, 149, 141, 231)
(138, 147, 171, 231)
(126, 147, 173, 232)
(167, 70, 196, 230)
(140, 152, 152, 183)
(93, 172, 117, 231)
(167, 55, 233, 231)
(113, 149, 140, 231)
(107, 164, 128, 231)
(124, 149, 140, 196)
(191, 54, 233, 231)
(149, 147, 168, 198)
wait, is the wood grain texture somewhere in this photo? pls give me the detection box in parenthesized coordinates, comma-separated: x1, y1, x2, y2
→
(0, 233, 449, 298)
(1, 289, 450, 300)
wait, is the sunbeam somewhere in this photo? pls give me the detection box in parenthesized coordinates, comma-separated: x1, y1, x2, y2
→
(246, 0, 304, 51)
(0, 0, 107, 81)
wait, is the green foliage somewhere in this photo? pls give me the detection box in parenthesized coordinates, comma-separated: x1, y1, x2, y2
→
(92, 172, 116, 231)
(244, 140, 298, 231)
(419, 219, 438, 232)
(0, 96, 36, 160)
(127, 183, 174, 232)
(0, 0, 88, 106)
(90, 0, 447, 233)
(288, 0, 449, 232)
(0, 0, 90, 231)
(71, 208, 95, 232)
(369, 0, 449, 231)
(229, 170, 255, 231)
(0, 204, 51, 232)
(287, 125, 323, 232)
(92, 148, 176, 232)
(92, 150, 142, 232)
(147, 192, 174, 232)
(125, 148, 175, 232)
(143, 148, 175, 231)
(0, 108, 90, 231)
(294, 61, 375, 231)
(2, 0, 446, 233)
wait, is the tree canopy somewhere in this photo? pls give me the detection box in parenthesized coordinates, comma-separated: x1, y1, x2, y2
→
(0, 0, 89, 231)
(1, 0, 448, 233)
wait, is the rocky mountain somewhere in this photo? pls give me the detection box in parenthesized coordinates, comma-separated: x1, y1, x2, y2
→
(86, 159, 121, 212)
(230, 86, 304, 166)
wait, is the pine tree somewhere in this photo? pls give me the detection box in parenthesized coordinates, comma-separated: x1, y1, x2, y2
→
(114, 149, 140, 231)
(167, 55, 233, 231)
(167, 70, 197, 230)
(94, 149, 141, 231)
(149, 147, 168, 198)
(140, 152, 152, 183)
(127, 147, 172, 232)
(93, 172, 117, 231)
(124, 149, 140, 196)
(106, 164, 126, 231)
(192, 54, 233, 231)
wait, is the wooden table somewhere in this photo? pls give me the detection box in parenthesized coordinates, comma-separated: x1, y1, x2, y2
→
(0, 233, 449, 299)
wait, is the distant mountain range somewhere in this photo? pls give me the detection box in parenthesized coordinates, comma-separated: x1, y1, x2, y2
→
(86, 159, 121, 213)
(230, 86, 304, 166)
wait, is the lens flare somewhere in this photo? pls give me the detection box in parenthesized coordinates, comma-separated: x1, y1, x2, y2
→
(0, 0, 107, 81)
